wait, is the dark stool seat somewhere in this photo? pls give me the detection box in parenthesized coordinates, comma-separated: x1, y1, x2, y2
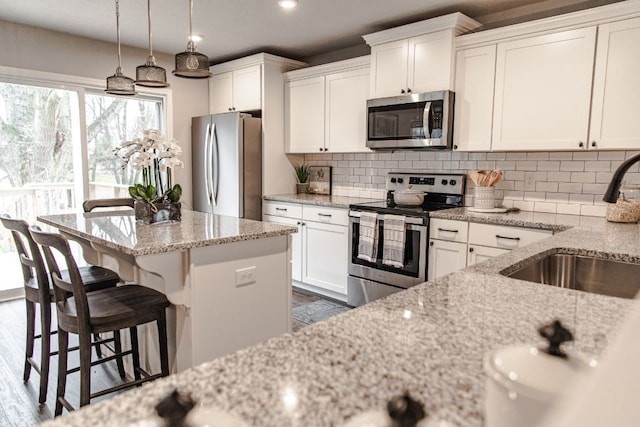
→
(30, 226, 170, 415)
(0, 214, 123, 405)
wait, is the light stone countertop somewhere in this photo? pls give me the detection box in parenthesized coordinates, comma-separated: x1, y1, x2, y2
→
(40, 214, 640, 426)
(263, 193, 382, 208)
(37, 209, 298, 257)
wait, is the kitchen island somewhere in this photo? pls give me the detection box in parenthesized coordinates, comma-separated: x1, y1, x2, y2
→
(37, 209, 297, 373)
(41, 216, 638, 426)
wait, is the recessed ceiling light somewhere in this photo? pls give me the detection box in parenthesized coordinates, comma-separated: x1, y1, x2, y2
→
(278, 0, 298, 9)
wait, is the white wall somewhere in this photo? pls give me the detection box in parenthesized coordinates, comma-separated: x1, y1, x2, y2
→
(304, 150, 640, 217)
(0, 19, 209, 207)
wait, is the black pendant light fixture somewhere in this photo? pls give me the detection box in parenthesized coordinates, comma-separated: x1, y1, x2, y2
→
(105, 0, 137, 95)
(173, 0, 211, 79)
(136, 0, 169, 87)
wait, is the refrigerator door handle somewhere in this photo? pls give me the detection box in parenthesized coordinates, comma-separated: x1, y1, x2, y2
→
(204, 123, 213, 207)
(212, 123, 220, 206)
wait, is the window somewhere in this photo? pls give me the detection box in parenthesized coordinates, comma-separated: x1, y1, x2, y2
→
(0, 74, 167, 298)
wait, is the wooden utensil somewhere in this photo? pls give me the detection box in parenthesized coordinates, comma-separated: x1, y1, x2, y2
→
(477, 170, 488, 186)
(488, 169, 503, 186)
(469, 170, 480, 186)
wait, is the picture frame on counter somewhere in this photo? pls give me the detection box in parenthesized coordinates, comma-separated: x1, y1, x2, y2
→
(309, 166, 332, 195)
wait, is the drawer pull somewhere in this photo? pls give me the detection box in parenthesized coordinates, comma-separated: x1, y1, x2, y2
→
(438, 228, 458, 233)
(496, 234, 520, 241)
(318, 213, 332, 217)
(275, 208, 288, 212)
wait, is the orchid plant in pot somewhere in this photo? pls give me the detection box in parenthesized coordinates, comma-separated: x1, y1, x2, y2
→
(114, 129, 183, 223)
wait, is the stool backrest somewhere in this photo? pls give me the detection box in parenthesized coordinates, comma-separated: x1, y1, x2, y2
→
(82, 198, 135, 212)
(0, 215, 51, 304)
(29, 226, 90, 323)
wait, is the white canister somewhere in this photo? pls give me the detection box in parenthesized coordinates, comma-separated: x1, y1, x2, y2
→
(474, 186, 496, 209)
(484, 344, 596, 427)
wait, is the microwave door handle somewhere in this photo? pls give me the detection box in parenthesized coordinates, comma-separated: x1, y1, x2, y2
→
(423, 101, 432, 139)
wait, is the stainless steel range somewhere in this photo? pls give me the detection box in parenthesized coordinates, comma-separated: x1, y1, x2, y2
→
(347, 172, 466, 307)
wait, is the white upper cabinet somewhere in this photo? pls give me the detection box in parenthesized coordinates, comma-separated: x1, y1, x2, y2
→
(325, 68, 370, 153)
(369, 39, 409, 97)
(364, 13, 481, 99)
(369, 30, 455, 98)
(285, 56, 371, 154)
(589, 16, 640, 149)
(491, 27, 597, 151)
(453, 45, 497, 151)
(285, 76, 326, 153)
(209, 64, 262, 114)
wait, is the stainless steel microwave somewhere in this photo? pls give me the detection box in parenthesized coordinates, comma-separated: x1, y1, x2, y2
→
(366, 90, 454, 150)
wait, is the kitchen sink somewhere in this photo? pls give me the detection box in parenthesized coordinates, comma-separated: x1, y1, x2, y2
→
(501, 252, 640, 299)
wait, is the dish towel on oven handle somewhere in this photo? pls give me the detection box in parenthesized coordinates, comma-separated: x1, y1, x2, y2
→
(382, 214, 406, 268)
(357, 212, 378, 262)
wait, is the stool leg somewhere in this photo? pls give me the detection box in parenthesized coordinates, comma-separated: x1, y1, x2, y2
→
(93, 333, 102, 358)
(129, 326, 141, 382)
(38, 301, 52, 404)
(157, 310, 169, 377)
(78, 330, 92, 408)
(24, 299, 36, 382)
(55, 330, 69, 416)
(113, 330, 126, 379)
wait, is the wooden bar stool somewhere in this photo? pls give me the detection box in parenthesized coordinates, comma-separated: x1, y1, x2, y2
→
(30, 226, 170, 415)
(0, 215, 123, 404)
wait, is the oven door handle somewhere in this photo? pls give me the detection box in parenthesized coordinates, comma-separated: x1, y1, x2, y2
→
(349, 213, 425, 228)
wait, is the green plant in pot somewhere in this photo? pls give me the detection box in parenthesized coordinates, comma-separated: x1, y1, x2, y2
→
(115, 129, 183, 223)
(294, 164, 310, 194)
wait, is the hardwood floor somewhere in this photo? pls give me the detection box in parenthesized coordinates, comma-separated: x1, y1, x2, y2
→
(0, 289, 347, 426)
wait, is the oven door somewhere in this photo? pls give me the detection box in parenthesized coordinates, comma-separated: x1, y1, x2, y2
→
(348, 213, 428, 289)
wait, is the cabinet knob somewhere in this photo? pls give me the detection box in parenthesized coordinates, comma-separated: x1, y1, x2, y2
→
(296, 221, 301, 225)
(469, 247, 474, 253)
(429, 241, 434, 247)
(407, 88, 411, 93)
(453, 145, 458, 150)
(578, 141, 584, 148)
(319, 147, 323, 152)
(324, 148, 329, 152)
(400, 89, 405, 94)
(591, 141, 597, 148)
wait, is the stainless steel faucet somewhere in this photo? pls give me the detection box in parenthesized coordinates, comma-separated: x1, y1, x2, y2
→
(603, 153, 640, 203)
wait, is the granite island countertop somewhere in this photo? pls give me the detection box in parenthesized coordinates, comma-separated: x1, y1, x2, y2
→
(41, 218, 640, 427)
(37, 209, 298, 257)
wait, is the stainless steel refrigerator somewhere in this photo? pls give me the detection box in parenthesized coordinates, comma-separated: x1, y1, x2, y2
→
(191, 112, 262, 220)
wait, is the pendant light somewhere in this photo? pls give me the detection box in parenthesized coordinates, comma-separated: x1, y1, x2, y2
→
(173, 0, 211, 79)
(105, 0, 137, 95)
(136, 0, 169, 87)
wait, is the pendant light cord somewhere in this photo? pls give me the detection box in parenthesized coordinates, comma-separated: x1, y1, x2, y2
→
(147, 0, 153, 56)
(188, 0, 194, 50)
(116, 0, 123, 70)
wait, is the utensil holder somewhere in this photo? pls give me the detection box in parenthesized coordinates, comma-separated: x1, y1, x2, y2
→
(474, 186, 496, 209)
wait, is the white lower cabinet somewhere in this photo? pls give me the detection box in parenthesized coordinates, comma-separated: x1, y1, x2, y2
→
(428, 239, 467, 281)
(263, 201, 348, 300)
(429, 217, 553, 278)
(467, 245, 509, 266)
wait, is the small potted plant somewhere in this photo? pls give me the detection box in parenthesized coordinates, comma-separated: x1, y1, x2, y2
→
(294, 164, 310, 194)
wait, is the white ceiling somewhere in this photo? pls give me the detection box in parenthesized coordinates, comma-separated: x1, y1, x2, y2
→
(0, 0, 621, 64)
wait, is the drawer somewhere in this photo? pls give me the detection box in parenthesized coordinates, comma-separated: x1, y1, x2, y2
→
(263, 201, 302, 218)
(302, 205, 348, 226)
(468, 222, 552, 250)
(430, 219, 469, 242)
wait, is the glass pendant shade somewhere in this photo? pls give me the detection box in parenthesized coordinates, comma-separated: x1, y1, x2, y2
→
(173, 0, 211, 79)
(106, 0, 137, 95)
(136, 0, 169, 87)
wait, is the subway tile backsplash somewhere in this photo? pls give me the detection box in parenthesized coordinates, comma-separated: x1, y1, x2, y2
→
(303, 150, 640, 217)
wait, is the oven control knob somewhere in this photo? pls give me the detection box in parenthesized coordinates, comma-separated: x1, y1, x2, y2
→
(449, 179, 456, 186)
(441, 179, 448, 185)
(398, 178, 404, 184)
(390, 178, 396, 183)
